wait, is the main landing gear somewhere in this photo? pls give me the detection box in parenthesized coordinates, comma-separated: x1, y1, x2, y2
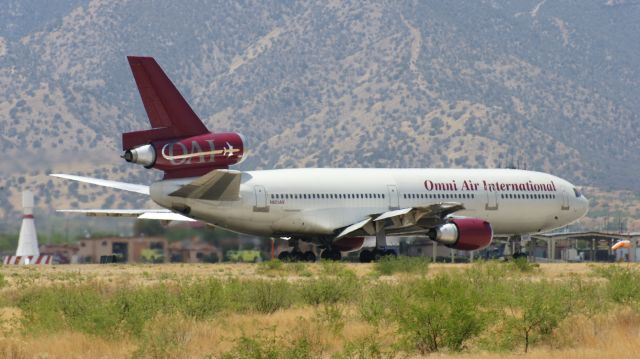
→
(278, 250, 316, 262)
(277, 238, 317, 262)
(359, 248, 396, 263)
(358, 221, 396, 263)
(320, 248, 342, 261)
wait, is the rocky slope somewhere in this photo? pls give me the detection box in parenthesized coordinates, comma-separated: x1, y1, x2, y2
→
(0, 0, 638, 230)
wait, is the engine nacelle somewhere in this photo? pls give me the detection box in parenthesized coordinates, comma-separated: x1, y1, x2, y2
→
(432, 218, 493, 251)
(124, 132, 245, 178)
(333, 237, 365, 252)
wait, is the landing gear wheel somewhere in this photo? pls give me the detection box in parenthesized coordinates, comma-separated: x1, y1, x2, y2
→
(302, 251, 317, 262)
(278, 251, 292, 261)
(359, 250, 374, 263)
(321, 249, 342, 261)
(383, 249, 397, 257)
(372, 249, 396, 261)
(291, 251, 304, 262)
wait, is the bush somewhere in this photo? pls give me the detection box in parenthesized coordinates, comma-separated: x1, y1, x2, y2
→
(395, 275, 485, 353)
(132, 314, 192, 359)
(0, 272, 5, 289)
(500, 280, 572, 353)
(319, 260, 354, 277)
(112, 285, 177, 337)
(509, 257, 539, 273)
(221, 332, 312, 359)
(247, 280, 293, 314)
(592, 265, 640, 305)
(256, 259, 283, 272)
(300, 275, 359, 306)
(374, 256, 429, 276)
(178, 278, 226, 319)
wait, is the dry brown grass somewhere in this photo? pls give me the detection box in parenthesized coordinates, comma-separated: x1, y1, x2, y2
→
(1, 262, 640, 358)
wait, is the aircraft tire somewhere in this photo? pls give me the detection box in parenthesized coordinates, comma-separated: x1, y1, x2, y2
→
(384, 249, 397, 257)
(359, 250, 374, 263)
(278, 251, 292, 261)
(302, 251, 316, 262)
(321, 249, 341, 261)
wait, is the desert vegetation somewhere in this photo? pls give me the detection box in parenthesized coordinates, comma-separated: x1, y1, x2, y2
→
(1, 260, 640, 358)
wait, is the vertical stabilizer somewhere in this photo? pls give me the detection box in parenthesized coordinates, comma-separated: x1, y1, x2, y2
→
(16, 190, 40, 260)
(123, 56, 209, 150)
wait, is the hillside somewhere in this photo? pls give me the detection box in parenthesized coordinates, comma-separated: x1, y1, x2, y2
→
(0, 0, 639, 231)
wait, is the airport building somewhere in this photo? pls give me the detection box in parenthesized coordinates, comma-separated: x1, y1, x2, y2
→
(76, 236, 168, 263)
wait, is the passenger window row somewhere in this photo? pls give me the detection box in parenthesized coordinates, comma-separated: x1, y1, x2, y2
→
(403, 193, 475, 199)
(271, 193, 385, 200)
(501, 193, 556, 199)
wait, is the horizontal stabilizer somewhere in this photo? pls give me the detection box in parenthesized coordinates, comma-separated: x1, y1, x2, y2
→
(57, 209, 195, 222)
(169, 169, 242, 201)
(50, 174, 149, 195)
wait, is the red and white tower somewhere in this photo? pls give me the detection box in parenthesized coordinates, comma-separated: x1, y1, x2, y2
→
(2, 190, 51, 265)
(16, 190, 39, 260)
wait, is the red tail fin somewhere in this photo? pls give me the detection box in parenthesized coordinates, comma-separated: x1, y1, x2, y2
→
(122, 56, 209, 150)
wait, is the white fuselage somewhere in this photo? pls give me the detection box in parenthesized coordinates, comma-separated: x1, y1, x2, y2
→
(150, 168, 589, 239)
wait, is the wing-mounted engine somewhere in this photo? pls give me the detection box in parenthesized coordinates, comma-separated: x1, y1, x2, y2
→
(430, 218, 493, 251)
(122, 56, 246, 179)
(334, 203, 493, 251)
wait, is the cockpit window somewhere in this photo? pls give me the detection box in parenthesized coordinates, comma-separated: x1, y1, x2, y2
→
(573, 188, 582, 198)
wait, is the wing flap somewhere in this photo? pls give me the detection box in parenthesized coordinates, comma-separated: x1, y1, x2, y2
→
(333, 202, 466, 239)
(335, 217, 373, 239)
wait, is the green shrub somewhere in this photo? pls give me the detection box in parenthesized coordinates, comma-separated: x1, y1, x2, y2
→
(221, 332, 311, 359)
(256, 259, 283, 273)
(112, 285, 177, 337)
(509, 257, 539, 272)
(333, 338, 393, 359)
(358, 281, 399, 327)
(178, 278, 226, 319)
(318, 260, 357, 279)
(300, 275, 359, 306)
(592, 265, 640, 305)
(18, 284, 121, 337)
(247, 280, 293, 314)
(0, 272, 5, 289)
(374, 256, 429, 276)
(500, 280, 572, 353)
(132, 314, 192, 359)
(395, 275, 485, 353)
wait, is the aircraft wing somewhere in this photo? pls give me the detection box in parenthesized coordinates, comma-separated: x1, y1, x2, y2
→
(50, 174, 149, 195)
(335, 202, 465, 239)
(57, 209, 195, 221)
(168, 169, 242, 201)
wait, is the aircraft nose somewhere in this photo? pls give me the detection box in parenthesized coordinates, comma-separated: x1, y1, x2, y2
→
(577, 195, 589, 217)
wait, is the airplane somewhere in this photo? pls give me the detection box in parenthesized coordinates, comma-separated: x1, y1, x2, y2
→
(52, 56, 589, 262)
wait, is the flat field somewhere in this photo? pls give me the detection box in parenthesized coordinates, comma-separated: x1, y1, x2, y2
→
(1, 260, 639, 358)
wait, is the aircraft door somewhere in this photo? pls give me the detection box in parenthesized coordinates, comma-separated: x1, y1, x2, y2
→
(485, 191, 498, 210)
(561, 190, 570, 210)
(253, 185, 269, 212)
(387, 185, 399, 209)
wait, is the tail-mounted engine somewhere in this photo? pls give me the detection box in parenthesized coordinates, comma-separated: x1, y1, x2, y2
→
(430, 218, 493, 251)
(123, 132, 245, 178)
